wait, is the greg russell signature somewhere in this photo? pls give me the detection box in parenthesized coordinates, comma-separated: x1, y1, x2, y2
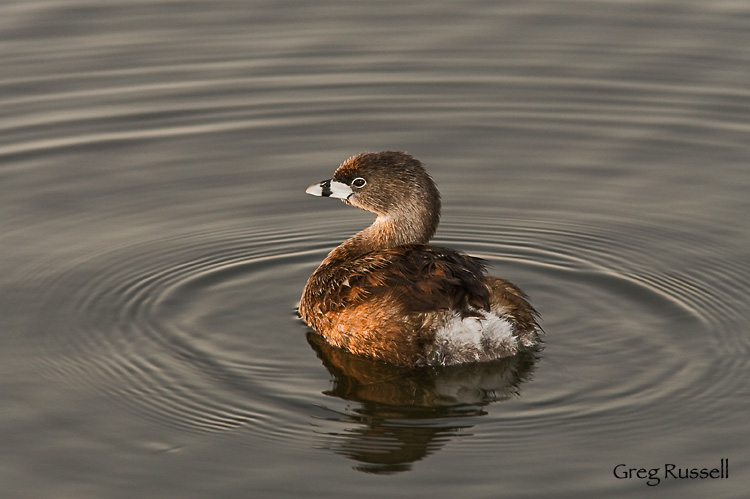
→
(613, 459, 729, 487)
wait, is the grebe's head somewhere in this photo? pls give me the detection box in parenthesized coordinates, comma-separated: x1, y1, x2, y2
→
(305, 151, 441, 224)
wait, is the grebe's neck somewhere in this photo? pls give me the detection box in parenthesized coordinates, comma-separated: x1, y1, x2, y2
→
(324, 207, 440, 263)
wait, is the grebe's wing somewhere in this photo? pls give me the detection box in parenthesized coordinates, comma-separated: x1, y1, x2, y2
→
(328, 244, 491, 317)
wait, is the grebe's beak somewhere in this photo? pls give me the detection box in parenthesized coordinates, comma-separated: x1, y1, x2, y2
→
(305, 179, 352, 199)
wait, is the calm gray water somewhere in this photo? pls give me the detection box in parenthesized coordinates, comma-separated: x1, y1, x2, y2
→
(2, 1, 749, 497)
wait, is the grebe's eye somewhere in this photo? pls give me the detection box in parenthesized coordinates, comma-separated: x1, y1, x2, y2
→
(351, 177, 366, 188)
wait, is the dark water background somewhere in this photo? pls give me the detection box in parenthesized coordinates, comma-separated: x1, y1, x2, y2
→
(2, 1, 749, 497)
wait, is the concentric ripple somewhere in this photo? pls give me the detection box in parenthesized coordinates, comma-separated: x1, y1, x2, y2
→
(23, 212, 749, 461)
(30, 222, 323, 442)
(431, 216, 750, 449)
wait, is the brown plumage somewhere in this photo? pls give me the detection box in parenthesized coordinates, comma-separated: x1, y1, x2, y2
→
(299, 151, 541, 367)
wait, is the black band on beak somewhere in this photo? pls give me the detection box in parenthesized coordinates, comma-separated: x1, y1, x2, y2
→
(321, 179, 332, 197)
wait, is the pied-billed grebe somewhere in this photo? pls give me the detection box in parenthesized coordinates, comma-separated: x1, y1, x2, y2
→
(299, 151, 541, 367)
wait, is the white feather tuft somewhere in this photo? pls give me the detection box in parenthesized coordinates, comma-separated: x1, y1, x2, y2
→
(433, 311, 517, 365)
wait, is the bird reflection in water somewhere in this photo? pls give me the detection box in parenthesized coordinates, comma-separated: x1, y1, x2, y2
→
(306, 333, 539, 474)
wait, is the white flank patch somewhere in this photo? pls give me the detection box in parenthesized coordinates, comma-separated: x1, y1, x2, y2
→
(434, 311, 517, 364)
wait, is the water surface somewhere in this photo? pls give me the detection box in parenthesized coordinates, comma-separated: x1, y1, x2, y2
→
(2, 1, 749, 497)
